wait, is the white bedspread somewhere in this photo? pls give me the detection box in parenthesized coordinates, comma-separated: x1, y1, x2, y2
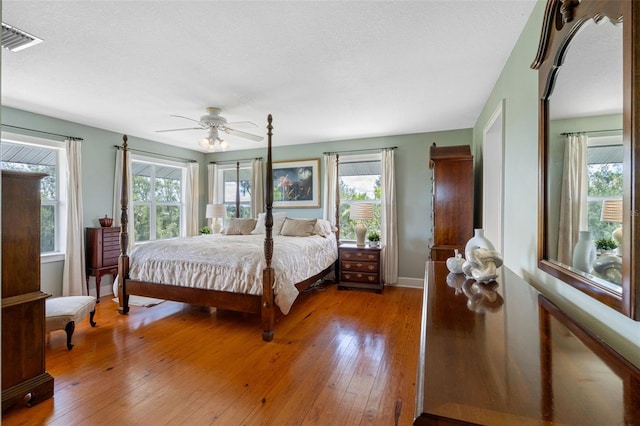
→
(126, 233, 338, 314)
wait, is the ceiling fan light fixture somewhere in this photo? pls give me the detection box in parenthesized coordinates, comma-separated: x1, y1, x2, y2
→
(219, 139, 230, 151)
(199, 137, 211, 149)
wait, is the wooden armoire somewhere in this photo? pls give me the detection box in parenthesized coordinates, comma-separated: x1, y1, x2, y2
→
(1, 170, 54, 411)
(429, 144, 474, 261)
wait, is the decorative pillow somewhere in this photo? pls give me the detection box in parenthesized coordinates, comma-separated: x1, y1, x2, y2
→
(251, 212, 287, 235)
(281, 218, 317, 237)
(222, 218, 257, 235)
(314, 219, 334, 237)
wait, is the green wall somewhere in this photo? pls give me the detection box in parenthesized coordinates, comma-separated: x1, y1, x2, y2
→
(1, 105, 472, 296)
(472, 0, 640, 366)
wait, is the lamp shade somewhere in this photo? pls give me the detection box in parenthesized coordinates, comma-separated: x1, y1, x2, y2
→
(601, 199, 623, 223)
(350, 202, 374, 220)
(206, 203, 226, 219)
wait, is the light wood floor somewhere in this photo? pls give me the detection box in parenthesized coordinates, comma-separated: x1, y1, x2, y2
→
(2, 283, 423, 426)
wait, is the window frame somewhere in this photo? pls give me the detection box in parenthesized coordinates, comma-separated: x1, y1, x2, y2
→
(215, 161, 253, 220)
(131, 154, 187, 242)
(586, 134, 623, 241)
(338, 153, 382, 242)
(1, 132, 67, 263)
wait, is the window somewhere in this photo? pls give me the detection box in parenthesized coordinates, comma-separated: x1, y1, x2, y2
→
(217, 163, 253, 219)
(339, 153, 381, 240)
(586, 135, 623, 241)
(1, 134, 67, 258)
(132, 157, 185, 242)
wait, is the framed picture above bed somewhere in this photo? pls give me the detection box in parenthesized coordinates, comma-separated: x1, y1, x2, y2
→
(272, 158, 320, 208)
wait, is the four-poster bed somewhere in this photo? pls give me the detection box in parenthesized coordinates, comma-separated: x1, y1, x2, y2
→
(116, 115, 339, 341)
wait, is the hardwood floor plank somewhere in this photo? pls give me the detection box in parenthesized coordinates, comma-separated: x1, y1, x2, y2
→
(2, 285, 422, 426)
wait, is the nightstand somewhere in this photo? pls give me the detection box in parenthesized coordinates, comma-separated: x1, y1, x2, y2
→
(85, 227, 120, 302)
(338, 243, 383, 293)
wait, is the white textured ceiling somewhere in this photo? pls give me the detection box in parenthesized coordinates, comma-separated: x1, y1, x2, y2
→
(2, 1, 537, 152)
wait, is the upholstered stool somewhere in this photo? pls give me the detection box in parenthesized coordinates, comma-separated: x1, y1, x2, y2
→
(45, 296, 97, 350)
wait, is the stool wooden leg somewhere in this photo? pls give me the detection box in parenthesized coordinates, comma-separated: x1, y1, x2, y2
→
(89, 310, 97, 327)
(64, 321, 75, 350)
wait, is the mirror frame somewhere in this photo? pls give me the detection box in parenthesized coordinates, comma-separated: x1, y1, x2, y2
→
(532, 0, 639, 320)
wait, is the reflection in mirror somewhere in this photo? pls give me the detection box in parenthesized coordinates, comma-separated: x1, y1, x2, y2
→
(539, 295, 640, 423)
(545, 17, 624, 298)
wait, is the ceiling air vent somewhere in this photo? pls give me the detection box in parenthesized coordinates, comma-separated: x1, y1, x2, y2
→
(2, 22, 43, 52)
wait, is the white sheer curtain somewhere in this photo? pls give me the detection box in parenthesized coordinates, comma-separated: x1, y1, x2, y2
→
(323, 154, 338, 225)
(113, 148, 134, 251)
(62, 139, 86, 296)
(185, 162, 199, 236)
(251, 158, 264, 217)
(557, 133, 589, 265)
(381, 148, 398, 285)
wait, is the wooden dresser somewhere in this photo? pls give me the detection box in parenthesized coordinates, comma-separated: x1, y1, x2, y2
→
(415, 261, 640, 425)
(85, 226, 120, 302)
(338, 243, 383, 293)
(429, 144, 474, 261)
(1, 170, 54, 411)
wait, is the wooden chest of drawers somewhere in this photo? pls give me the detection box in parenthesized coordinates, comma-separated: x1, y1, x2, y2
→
(338, 243, 383, 293)
(2, 171, 54, 412)
(85, 227, 120, 301)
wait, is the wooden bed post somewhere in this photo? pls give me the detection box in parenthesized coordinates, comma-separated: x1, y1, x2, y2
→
(118, 135, 130, 314)
(261, 115, 275, 342)
(235, 161, 241, 218)
(335, 154, 340, 244)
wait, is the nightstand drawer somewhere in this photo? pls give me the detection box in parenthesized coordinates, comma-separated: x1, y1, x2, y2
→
(340, 271, 379, 284)
(341, 250, 379, 262)
(341, 260, 379, 273)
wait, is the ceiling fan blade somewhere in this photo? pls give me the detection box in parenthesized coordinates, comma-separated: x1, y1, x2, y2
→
(225, 121, 258, 129)
(222, 127, 264, 141)
(169, 114, 202, 124)
(156, 127, 203, 133)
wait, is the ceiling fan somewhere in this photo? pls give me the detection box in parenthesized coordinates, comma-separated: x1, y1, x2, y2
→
(156, 107, 264, 152)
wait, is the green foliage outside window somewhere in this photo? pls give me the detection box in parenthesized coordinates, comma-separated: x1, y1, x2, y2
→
(587, 163, 623, 241)
(132, 163, 182, 242)
(339, 175, 381, 240)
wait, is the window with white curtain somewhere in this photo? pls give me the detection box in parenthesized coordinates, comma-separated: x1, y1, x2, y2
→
(339, 153, 381, 241)
(216, 162, 253, 219)
(1, 134, 67, 259)
(131, 156, 186, 242)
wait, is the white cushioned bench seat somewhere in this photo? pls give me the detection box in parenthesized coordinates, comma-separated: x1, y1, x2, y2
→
(46, 296, 97, 350)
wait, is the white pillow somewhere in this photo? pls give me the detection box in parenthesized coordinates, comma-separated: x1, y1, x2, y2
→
(251, 212, 287, 235)
(221, 218, 257, 235)
(281, 218, 317, 237)
(314, 219, 334, 237)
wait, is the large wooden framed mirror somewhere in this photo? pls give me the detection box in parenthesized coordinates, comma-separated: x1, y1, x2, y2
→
(532, 0, 639, 320)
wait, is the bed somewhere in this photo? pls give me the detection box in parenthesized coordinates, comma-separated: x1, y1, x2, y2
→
(116, 115, 340, 341)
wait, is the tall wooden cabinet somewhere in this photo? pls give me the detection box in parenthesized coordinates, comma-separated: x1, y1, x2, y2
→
(429, 144, 474, 261)
(1, 170, 54, 411)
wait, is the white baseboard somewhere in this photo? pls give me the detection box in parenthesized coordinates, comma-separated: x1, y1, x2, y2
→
(386, 276, 423, 289)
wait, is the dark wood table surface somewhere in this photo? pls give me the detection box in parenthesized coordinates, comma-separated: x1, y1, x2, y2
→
(414, 261, 640, 425)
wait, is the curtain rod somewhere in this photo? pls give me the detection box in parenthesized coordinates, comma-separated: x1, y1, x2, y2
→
(114, 145, 197, 163)
(2, 124, 83, 141)
(323, 146, 397, 155)
(561, 128, 622, 136)
(209, 157, 262, 165)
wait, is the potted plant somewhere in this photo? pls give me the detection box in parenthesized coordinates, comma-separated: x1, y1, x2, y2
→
(595, 237, 617, 253)
(200, 226, 211, 235)
(367, 231, 380, 247)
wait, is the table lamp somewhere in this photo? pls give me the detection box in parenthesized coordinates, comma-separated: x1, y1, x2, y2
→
(350, 202, 374, 247)
(601, 198, 623, 253)
(206, 203, 226, 234)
